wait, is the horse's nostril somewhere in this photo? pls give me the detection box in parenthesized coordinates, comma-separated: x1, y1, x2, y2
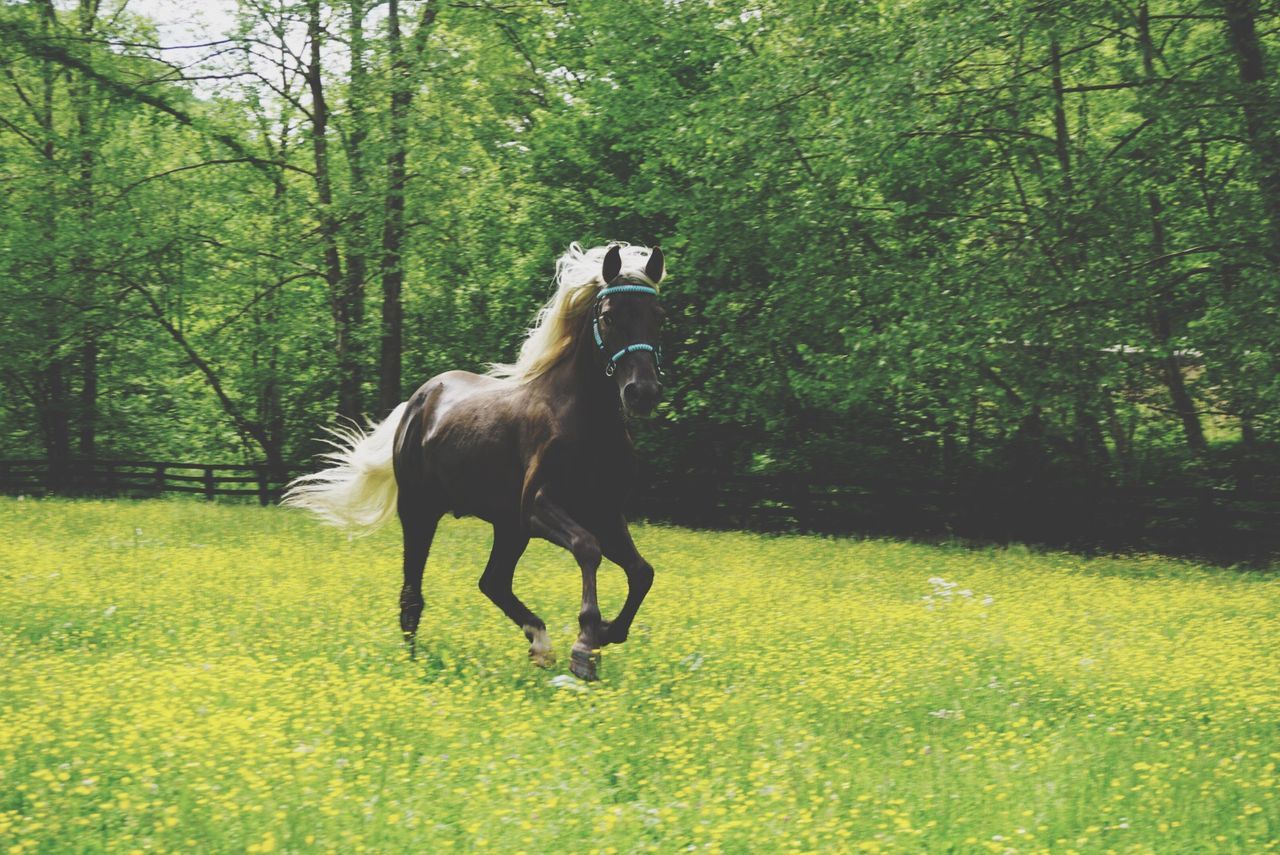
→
(623, 381, 661, 413)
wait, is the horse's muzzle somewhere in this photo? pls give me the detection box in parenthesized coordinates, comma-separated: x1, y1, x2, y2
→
(623, 380, 662, 417)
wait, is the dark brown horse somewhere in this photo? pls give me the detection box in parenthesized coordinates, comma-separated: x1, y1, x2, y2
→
(284, 243, 666, 680)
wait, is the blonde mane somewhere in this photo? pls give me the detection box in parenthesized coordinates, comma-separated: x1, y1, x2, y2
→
(487, 242, 665, 384)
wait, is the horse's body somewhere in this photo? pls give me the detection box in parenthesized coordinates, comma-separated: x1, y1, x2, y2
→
(285, 243, 665, 680)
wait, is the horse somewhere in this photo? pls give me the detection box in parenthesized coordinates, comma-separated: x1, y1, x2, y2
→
(283, 242, 666, 680)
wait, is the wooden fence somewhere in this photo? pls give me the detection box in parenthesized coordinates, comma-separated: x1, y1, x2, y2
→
(635, 474, 1280, 562)
(2, 459, 1277, 560)
(0, 459, 295, 505)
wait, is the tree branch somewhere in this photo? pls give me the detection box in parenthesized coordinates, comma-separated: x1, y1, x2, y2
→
(111, 158, 314, 199)
(0, 17, 283, 184)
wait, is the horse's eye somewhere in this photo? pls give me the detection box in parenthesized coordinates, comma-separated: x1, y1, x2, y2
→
(601, 311, 614, 327)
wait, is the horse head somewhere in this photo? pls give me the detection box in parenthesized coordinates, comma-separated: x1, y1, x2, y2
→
(594, 244, 666, 417)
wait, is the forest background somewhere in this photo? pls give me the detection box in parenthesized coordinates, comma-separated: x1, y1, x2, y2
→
(2, 0, 1278, 551)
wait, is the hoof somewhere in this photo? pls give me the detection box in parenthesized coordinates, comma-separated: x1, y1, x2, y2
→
(524, 624, 554, 669)
(570, 645, 601, 681)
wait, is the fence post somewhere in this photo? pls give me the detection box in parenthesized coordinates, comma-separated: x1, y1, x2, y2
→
(204, 466, 215, 501)
(104, 461, 118, 495)
(153, 464, 166, 494)
(257, 465, 269, 506)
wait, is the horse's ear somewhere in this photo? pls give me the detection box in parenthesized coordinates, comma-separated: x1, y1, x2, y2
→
(602, 245, 622, 283)
(645, 246, 665, 283)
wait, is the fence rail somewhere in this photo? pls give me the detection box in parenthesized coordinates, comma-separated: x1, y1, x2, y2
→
(636, 474, 1280, 562)
(0, 459, 296, 505)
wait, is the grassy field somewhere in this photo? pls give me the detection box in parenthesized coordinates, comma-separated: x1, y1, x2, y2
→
(0, 499, 1276, 854)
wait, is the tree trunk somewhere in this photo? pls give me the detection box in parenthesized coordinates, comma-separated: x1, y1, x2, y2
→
(1240, 414, 1257, 448)
(35, 0, 71, 484)
(79, 340, 97, 458)
(379, 0, 438, 414)
(306, 0, 361, 419)
(1148, 193, 1208, 456)
(43, 361, 72, 487)
(1138, 4, 1207, 456)
(1049, 35, 1111, 473)
(1048, 37, 1073, 198)
(1221, 0, 1280, 266)
(343, 0, 370, 407)
(258, 155, 289, 482)
(73, 0, 100, 459)
(379, 0, 409, 414)
(1102, 392, 1133, 480)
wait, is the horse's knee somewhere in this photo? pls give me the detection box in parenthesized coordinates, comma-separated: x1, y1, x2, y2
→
(477, 575, 502, 602)
(627, 560, 654, 593)
(571, 535, 601, 572)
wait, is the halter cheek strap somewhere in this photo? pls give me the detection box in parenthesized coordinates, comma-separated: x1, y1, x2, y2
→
(593, 284, 664, 377)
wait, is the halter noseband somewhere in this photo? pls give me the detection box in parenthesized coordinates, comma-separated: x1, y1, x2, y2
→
(593, 283, 663, 378)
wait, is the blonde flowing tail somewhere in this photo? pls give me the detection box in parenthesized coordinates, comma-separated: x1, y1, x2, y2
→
(281, 402, 408, 533)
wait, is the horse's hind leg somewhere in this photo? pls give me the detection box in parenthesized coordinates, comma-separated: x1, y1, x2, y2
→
(399, 495, 442, 660)
(478, 524, 553, 667)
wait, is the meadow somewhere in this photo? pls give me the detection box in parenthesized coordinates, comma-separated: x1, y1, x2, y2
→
(0, 498, 1277, 854)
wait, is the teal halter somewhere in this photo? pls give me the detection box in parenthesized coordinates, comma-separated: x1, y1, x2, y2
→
(593, 283, 663, 377)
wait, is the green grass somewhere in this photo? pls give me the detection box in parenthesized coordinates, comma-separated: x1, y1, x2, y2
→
(1, 498, 1277, 853)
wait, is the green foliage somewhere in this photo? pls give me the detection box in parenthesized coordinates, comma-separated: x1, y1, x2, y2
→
(1, 0, 1278, 497)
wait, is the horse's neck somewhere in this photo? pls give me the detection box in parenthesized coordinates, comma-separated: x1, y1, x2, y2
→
(540, 316, 626, 432)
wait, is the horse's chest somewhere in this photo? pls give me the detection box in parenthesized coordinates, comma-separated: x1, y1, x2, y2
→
(562, 440, 637, 496)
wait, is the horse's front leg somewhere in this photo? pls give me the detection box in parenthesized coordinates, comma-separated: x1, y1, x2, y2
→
(528, 488, 607, 680)
(598, 515, 654, 645)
